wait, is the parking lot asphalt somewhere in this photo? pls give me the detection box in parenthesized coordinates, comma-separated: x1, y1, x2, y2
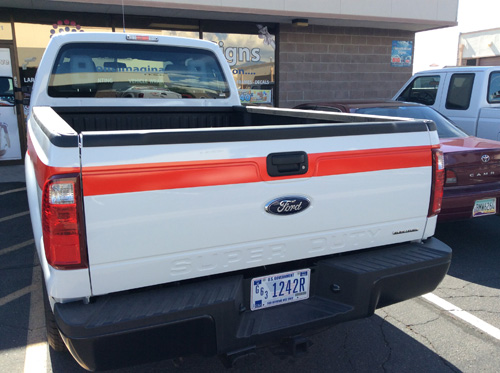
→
(1, 164, 499, 372)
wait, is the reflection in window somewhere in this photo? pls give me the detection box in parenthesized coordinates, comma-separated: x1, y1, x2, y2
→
(488, 71, 500, 103)
(0, 77, 15, 106)
(15, 22, 114, 91)
(48, 43, 230, 99)
(397, 75, 440, 105)
(204, 26, 275, 106)
(446, 73, 475, 110)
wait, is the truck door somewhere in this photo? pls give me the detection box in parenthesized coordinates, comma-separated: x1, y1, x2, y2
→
(476, 70, 500, 141)
(437, 72, 479, 135)
(394, 73, 443, 107)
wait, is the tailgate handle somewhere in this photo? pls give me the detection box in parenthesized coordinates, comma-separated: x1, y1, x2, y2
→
(267, 151, 308, 177)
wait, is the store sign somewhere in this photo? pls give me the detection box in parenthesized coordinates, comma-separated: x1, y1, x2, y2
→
(50, 20, 83, 38)
(238, 89, 272, 104)
(206, 25, 275, 106)
(0, 48, 22, 161)
(218, 41, 261, 67)
(391, 41, 413, 67)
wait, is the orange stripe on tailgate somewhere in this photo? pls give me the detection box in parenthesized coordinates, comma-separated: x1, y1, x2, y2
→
(81, 146, 432, 196)
(313, 146, 431, 176)
(82, 158, 265, 196)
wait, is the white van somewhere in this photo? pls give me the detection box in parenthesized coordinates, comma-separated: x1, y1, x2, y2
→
(393, 66, 500, 140)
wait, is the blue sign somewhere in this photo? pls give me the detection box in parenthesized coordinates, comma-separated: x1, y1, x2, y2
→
(391, 41, 413, 67)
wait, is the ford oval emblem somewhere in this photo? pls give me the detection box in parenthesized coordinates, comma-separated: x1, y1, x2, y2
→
(481, 154, 491, 163)
(265, 196, 310, 215)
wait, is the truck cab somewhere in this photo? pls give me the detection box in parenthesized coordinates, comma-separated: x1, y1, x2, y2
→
(394, 66, 500, 141)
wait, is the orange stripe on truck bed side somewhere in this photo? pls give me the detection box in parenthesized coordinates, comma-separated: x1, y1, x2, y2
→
(27, 134, 80, 189)
(80, 146, 432, 196)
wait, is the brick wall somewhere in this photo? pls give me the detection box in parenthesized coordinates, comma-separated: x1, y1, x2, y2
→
(278, 25, 415, 108)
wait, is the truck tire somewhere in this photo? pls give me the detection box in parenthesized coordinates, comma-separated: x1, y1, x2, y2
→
(42, 276, 66, 352)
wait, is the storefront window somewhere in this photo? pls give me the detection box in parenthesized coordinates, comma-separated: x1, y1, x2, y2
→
(13, 19, 276, 106)
(15, 22, 113, 92)
(0, 23, 13, 40)
(204, 25, 275, 106)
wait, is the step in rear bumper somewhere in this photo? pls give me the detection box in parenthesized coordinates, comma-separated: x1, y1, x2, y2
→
(55, 237, 451, 371)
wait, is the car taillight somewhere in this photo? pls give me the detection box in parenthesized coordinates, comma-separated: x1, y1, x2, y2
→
(428, 148, 445, 217)
(445, 169, 457, 185)
(42, 174, 88, 270)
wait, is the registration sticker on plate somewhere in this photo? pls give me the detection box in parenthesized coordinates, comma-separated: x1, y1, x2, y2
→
(250, 269, 310, 311)
(473, 198, 497, 217)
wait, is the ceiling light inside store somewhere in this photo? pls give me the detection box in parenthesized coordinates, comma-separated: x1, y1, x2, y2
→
(292, 19, 308, 27)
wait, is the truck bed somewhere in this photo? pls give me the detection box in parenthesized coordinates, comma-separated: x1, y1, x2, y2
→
(53, 106, 386, 133)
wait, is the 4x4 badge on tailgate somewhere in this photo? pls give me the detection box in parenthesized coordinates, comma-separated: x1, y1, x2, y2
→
(265, 196, 310, 215)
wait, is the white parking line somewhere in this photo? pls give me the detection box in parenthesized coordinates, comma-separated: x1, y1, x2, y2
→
(23, 253, 47, 373)
(0, 285, 34, 307)
(0, 239, 34, 256)
(423, 293, 500, 341)
(0, 211, 30, 223)
(0, 187, 26, 196)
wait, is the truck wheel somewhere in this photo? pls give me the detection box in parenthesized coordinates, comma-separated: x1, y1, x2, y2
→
(42, 277, 66, 352)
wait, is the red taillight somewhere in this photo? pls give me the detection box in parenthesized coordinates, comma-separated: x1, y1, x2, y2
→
(428, 148, 445, 217)
(42, 175, 88, 270)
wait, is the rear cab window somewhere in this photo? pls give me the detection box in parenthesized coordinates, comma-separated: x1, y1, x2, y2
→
(397, 75, 440, 105)
(445, 73, 475, 110)
(487, 71, 500, 103)
(48, 42, 230, 99)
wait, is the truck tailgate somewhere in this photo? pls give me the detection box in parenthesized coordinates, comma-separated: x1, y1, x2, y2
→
(80, 122, 435, 295)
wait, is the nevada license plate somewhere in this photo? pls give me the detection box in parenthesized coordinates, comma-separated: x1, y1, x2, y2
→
(473, 198, 496, 217)
(250, 269, 310, 311)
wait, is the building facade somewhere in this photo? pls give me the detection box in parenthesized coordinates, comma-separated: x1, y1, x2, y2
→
(0, 0, 458, 164)
(458, 28, 500, 66)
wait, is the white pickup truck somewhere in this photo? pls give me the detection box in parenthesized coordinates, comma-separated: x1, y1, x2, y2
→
(25, 32, 452, 371)
(394, 66, 500, 140)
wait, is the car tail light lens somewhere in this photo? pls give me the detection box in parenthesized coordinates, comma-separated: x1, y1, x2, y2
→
(428, 148, 445, 217)
(42, 175, 88, 270)
(445, 169, 457, 185)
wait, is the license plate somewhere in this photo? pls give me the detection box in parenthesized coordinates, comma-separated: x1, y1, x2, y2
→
(473, 198, 496, 217)
(250, 269, 310, 311)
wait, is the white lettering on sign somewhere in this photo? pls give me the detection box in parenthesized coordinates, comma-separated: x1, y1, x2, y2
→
(217, 41, 261, 67)
(96, 66, 165, 72)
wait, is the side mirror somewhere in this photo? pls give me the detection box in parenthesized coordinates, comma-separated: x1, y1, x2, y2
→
(0, 76, 15, 107)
